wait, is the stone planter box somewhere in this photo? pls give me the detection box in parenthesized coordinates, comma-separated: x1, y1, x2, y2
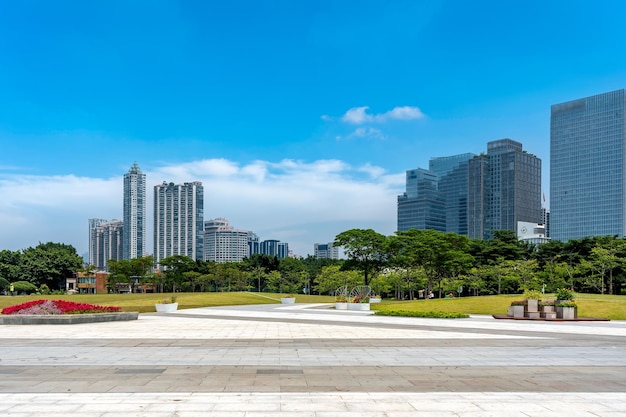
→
(509, 305, 525, 318)
(558, 306, 578, 320)
(155, 303, 178, 313)
(348, 303, 370, 311)
(526, 299, 539, 313)
(369, 298, 381, 303)
(0, 312, 139, 325)
(280, 297, 296, 304)
(335, 302, 348, 310)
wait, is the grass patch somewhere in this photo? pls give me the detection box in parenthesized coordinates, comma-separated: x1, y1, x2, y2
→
(0, 292, 335, 313)
(372, 293, 625, 320)
(0, 292, 623, 319)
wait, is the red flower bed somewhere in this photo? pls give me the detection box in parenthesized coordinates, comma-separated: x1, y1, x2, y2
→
(1, 300, 121, 315)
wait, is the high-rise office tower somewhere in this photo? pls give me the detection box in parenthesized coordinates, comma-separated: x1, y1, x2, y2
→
(468, 139, 542, 239)
(123, 163, 146, 260)
(203, 218, 250, 263)
(314, 242, 340, 259)
(397, 168, 446, 232)
(550, 89, 626, 241)
(429, 153, 475, 235)
(154, 181, 204, 264)
(542, 207, 550, 239)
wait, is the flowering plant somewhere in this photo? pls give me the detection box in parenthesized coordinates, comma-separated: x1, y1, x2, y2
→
(2, 300, 121, 315)
(351, 295, 370, 303)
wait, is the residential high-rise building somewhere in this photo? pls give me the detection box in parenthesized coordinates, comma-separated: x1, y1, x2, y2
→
(397, 168, 445, 232)
(550, 89, 626, 241)
(203, 218, 250, 263)
(468, 139, 542, 239)
(123, 163, 146, 260)
(88, 218, 108, 266)
(91, 220, 123, 270)
(314, 242, 340, 259)
(154, 181, 204, 264)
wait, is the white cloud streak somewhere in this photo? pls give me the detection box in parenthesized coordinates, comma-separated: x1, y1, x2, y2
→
(340, 105, 424, 124)
(0, 159, 404, 257)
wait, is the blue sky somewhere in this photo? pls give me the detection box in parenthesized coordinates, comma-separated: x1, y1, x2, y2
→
(1, 0, 625, 258)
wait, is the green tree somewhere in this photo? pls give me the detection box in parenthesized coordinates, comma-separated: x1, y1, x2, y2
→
(390, 229, 473, 297)
(278, 257, 307, 294)
(159, 255, 196, 293)
(313, 265, 361, 295)
(334, 229, 387, 286)
(108, 255, 154, 293)
(0, 249, 22, 283)
(19, 242, 83, 289)
(501, 259, 540, 292)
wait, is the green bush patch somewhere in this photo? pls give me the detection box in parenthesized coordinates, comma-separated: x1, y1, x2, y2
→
(374, 310, 468, 319)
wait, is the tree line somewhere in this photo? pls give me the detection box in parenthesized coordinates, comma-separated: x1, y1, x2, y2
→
(1, 229, 625, 297)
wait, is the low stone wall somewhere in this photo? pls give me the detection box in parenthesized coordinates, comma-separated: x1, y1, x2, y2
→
(0, 312, 139, 325)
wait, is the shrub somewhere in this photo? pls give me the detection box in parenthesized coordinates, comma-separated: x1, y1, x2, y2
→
(374, 310, 469, 319)
(555, 288, 575, 301)
(11, 281, 38, 294)
(523, 289, 543, 300)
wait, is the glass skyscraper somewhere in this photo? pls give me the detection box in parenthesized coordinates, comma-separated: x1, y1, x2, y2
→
(397, 168, 446, 232)
(429, 153, 475, 235)
(154, 181, 204, 264)
(550, 89, 626, 241)
(468, 139, 542, 240)
(123, 163, 146, 260)
(399, 142, 541, 239)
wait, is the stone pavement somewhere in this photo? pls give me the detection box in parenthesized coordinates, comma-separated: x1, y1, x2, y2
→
(0, 302, 625, 416)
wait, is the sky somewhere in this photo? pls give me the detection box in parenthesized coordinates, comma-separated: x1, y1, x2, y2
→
(1, 0, 626, 258)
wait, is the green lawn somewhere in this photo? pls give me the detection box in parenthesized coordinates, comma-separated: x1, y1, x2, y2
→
(372, 293, 626, 320)
(0, 292, 623, 319)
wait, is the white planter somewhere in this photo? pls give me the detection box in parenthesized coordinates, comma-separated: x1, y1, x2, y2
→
(335, 302, 348, 310)
(347, 303, 370, 311)
(155, 303, 178, 313)
(369, 298, 381, 303)
(281, 297, 295, 304)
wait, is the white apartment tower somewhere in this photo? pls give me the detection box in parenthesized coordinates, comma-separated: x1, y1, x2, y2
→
(154, 181, 204, 264)
(123, 163, 146, 260)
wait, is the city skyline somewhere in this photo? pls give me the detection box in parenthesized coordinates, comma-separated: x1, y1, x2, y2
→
(2, 1, 626, 256)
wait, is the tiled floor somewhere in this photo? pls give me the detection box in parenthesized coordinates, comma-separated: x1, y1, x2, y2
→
(0, 303, 625, 415)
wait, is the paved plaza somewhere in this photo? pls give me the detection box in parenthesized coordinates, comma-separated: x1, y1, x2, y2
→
(0, 302, 625, 416)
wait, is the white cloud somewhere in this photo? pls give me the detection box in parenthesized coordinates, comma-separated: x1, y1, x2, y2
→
(384, 106, 424, 120)
(341, 106, 372, 124)
(340, 105, 425, 124)
(0, 159, 405, 257)
(348, 127, 386, 140)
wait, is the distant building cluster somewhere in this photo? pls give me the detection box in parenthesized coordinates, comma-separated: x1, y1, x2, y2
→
(89, 89, 626, 268)
(399, 88, 626, 243)
(89, 165, 292, 271)
(398, 139, 544, 240)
